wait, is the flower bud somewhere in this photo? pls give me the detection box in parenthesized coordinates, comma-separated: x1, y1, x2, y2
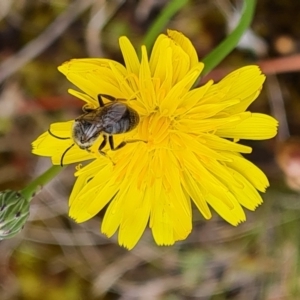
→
(0, 190, 30, 239)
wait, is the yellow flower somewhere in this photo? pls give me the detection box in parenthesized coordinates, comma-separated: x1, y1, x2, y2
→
(32, 30, 278, 249)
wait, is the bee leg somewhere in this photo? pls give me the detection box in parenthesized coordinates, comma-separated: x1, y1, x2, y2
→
(82, 105, 95, 113)
(98, 94, 129, 107)
(97, 94, 117, 107)
(97, 135, 115, 165)
(98, 135, 107, 155)
(108, 136, 146, 151)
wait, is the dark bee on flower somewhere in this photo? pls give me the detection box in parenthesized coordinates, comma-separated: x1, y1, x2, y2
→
(49, 94, 141, 166)
(73, 94, 140, 152)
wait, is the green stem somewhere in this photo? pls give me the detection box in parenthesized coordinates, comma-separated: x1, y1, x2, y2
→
(20, 165, 64, 201)
(141, 0, 188, 50)
(201, 0, 257, 77)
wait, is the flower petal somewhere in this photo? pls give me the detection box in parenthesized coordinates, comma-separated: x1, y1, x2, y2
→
(139, 46, 156, 110)
(216, 113, 278, 140)
(198, 134, 252, 154)
(68, 89, 97, 108)
(150, 188, 175, 246)
(167, 29, 199, 69)
(101, 184, 128, 238)
(176, 80, 214, 112)
(207, 193, 246, 226)
(58, 59, 128, 99)
(119, 36, 140, 76)
(226, 167, 263, 210)
(69, 164, 116, 222)
(225, 152, 269, 192)
(203, 66, 265, 113)
(182, 171, 212, 219)
(118, 186, 151, 250)
(160, 64, 204, 115)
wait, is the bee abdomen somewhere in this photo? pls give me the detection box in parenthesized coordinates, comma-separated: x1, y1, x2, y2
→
(104, 107, 139, 135)
(127, 107, 140, 131)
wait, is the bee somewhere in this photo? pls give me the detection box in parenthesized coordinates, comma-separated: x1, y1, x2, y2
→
(48, 94, 141, 166)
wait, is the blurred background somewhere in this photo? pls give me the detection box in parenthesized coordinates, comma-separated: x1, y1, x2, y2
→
(0, 0, 300, 299)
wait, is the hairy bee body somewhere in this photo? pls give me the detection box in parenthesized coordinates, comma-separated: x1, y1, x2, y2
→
(72, 99, 139, 150)
(49, 94, 142, 166)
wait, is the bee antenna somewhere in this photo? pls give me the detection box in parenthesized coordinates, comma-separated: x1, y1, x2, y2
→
(48, 129, 70, 140)
(60, 144, 75, 167)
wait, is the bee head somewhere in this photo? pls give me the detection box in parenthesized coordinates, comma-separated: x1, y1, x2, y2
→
(72, 120, 102, 150)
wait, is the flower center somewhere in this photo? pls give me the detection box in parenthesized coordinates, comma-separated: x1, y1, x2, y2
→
(139, 113, 171, 149)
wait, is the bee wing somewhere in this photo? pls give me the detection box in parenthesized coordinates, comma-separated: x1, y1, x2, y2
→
(75, 109, 105, 138)
(103, 103, 127, 124)
(77, 108, 102, 123)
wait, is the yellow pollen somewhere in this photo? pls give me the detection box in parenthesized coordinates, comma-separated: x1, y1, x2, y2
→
(75, 164, 83, 171)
